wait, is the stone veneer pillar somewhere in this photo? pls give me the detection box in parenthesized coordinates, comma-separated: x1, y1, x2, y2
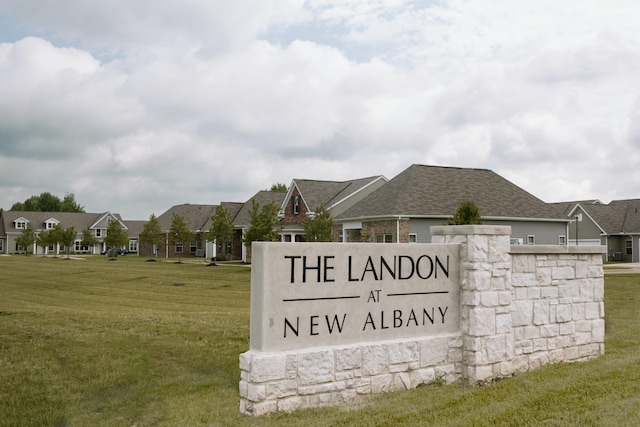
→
(431, 225, 606, 385)
(431, 225, 514, 384)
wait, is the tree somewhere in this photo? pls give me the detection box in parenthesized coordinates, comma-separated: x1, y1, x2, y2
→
(80, 228, 99, 254)
(448, 200, 482, 225)
(10, 192, 85, 213)
(15, 227, 36, 255)
(140, 214, 162, 258)
(38, 192, 63, 212)
(168, 214, 194, 262)
(269, 183, 287, 192)
(61, 193, 85, 213)
(104, 220, 129, 258)
(206, 205, 234, 261)
(303, 205, 334, 242)
(48, 224, 64, 256)
(59, 227, 76, 259)
(36, 230, 52, 256)
(242, 200, 280, 247)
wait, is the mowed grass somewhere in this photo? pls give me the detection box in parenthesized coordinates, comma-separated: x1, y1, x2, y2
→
(1, 255, 640, 426)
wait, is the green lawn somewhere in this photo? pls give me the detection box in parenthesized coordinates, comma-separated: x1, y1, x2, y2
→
(1, 255, 639, 426)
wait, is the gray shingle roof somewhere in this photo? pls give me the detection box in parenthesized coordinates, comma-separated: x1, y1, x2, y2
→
(1, 211, 116, 233)
(337, 164, 567, 220)
(233, 191, 286, 227)
(559, 199, 640, 235)
(201, 202, 244, 230)
(608, 199, 640, 234)
(293, 176, 384, 211)
(157, 204, 216, 232)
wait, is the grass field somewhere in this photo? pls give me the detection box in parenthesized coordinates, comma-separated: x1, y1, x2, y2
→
(1, 255, 639, 426)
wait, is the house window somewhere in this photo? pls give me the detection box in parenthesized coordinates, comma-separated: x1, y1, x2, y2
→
(75, 241, 88, 252)
(376, 234, 393, 243)
(95, 229, 103, 238)
(176, 244, 183, 253)
(0, 239, 4, 252)
(558, 235, 566, 245)
(409, 233, 417, 243)
(15, 220, 27, 229)
(626, 240, 632, 255)
(129, 240, 138, 253)
(190, 240, 197, 253)
(527, 235, 535, 245)
(293, 195, 300, 215)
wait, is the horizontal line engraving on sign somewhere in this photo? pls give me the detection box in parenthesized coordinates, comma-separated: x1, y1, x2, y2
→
(387, 291, 449, 297)
(283, 295, 361, 302)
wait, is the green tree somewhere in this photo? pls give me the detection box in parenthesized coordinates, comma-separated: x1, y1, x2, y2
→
(15, 226, 36, 255)
(80, 228, 99, 254)
(61, 193, 85, 213)
(36, 230, 52, 256)
(10, 192, 85, 213)
(48, 224, 64, 256)
(269, 183, 287, 192)
(140, 214, 162, 258)
(104, 220, 129, 258)
(38, 192, 63, 212)
(59, 227, 76, 259)
(303, 205, 334, 242)
(448, 200, 482, 225)
(242, 200, 280, 247)
(168, 214, 194, 262)
(206, 205, 234, 261)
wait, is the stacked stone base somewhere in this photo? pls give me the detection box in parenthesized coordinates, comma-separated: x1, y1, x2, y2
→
(239, 334, 462, 416)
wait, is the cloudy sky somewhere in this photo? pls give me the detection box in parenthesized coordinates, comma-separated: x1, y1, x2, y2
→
(1, 1, 640, 219)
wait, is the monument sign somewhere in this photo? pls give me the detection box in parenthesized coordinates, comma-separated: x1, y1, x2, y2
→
(240, 226, 606, 416)
(250, 242, 460, 352)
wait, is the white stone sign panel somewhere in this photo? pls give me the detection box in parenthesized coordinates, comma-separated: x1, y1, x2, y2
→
(250, 242, 460, 352)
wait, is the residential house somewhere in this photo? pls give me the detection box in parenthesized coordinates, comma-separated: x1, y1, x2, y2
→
(555, 199, 640, 262)
(232, 191, 287, 263)
(277, 176, 388, 242)
(335, 164, 570, 245)
(201, 202, 244, 260)
(0, 211, 137, 255)
(137, 204, 216, 259)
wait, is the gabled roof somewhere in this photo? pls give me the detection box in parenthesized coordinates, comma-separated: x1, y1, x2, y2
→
(287, 176, 387, 213)
(122, 220, 148, 237)
(201, 202, 244, 230)
(157, 204, 217, 232)
(609, 199, 640, 234)
(337, 164, 567, 220)
(558, 199, 640, 236)
(552, 200, 604, 216)
(91, 212, 127, 230)
(233, 191, 287, 227)
(569, 203, 625, 235)
(1, 211, 113, 233)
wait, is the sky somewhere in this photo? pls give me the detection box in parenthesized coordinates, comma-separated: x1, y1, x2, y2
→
(1, 0, 640, 220)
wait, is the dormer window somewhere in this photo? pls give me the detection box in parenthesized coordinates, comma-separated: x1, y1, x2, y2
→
(44, 218, 60, 230)
(14, 219, 28, 229)
(293, 195, 300, 215)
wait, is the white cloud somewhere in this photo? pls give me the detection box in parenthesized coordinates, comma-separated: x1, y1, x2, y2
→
(2, 1, 640, 217)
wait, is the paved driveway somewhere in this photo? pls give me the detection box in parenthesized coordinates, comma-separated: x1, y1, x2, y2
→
(604, 263, 640, 274)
